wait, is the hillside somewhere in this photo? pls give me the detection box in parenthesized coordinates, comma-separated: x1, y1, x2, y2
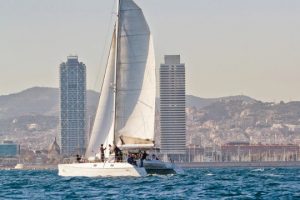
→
(0, 87, 99, 119)
(0, 87, 300, 150)
(186, 95, 257, 109)
(0, 87, 99, 149)
(186, 99, 300, 147)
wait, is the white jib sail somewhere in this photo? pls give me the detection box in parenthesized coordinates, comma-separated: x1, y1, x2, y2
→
(115, 0, 156, 147)
(85, 30, 116, 158)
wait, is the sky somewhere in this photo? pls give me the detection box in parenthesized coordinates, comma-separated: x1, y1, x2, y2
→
(0, 0, 300, 102)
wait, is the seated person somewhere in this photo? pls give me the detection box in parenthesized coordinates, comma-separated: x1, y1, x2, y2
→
(152, 154, 159, 160)
(76, 154, 81, 163)
(127, 154, 137, 166)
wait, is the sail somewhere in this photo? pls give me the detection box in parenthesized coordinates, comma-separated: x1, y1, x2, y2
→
(115, 0, 156, 147)
(85, 30, 116, 157)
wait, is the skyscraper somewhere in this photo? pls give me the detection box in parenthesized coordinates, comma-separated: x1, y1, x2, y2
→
(60, 56, 86, 156)
(160, 55, 186, 156)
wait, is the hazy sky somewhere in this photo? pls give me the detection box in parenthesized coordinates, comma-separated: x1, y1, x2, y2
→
(1, 0, 300, 102)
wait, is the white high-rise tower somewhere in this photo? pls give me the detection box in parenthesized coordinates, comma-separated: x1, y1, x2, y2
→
(160, 55, 186, 157)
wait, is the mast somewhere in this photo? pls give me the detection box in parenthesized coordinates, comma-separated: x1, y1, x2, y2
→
(113, 0, 121, 145)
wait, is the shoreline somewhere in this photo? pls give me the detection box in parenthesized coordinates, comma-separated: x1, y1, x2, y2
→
(0, 164, 58, 170)
(177, 161, 300, 168)
(1, 161, 300, 170)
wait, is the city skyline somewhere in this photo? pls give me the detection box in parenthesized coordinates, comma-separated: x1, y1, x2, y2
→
(1, 0, 300, 102)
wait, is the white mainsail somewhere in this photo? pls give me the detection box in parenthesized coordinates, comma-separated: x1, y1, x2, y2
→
(86, 0, 156, 157)
(115, 0, 156, 147)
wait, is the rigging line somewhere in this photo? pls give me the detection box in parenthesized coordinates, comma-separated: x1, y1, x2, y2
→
(93, 0, 117, 93)
(138, 100, 153, 109)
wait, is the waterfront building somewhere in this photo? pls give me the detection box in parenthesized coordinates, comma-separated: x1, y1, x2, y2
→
(0, 140, 19, 157)
(221, 142, 300, 162)
(160, 55, 186, 159)
(60, 56, 87, 156)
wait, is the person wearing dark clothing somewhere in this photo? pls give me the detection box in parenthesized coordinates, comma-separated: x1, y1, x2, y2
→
(114, 146, 122, 162)
(140, 151, 148, 167)
(127, 154, 137, 166)
(76, 154, 81, 163)
(108, 144, 114, 156)
(152, 154, 159, 160)
(100, 144, 106, 162)
(142, 151, 148, 160)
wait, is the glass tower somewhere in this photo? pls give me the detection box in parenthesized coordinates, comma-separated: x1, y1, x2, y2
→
(60, 56, 86, 156)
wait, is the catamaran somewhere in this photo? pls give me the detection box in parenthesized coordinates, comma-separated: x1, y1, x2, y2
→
(58, 0, 181, 177)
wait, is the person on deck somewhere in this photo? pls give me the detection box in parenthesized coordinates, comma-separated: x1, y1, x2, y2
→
(127, 154, 137, 166)
(114, 146, 122, 162)
(107, 144, 115, 162)
(76, 154, 81, 163)
(100, 144, 106, 162)
(108, 144, 113, 155)
(152, 154, 159, 160)
(141, 151, 148, 167)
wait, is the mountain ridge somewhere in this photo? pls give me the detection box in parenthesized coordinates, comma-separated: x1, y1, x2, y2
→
(0, 87, 262, 119)
(1, 87, 300, 150)
(0, 87, 99, 119)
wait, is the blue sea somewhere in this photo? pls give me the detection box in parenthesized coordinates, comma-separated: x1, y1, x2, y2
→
(0, 167, 299, 199)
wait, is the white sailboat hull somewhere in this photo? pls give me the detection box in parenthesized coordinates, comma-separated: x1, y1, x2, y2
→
(58, 162, 147, 177)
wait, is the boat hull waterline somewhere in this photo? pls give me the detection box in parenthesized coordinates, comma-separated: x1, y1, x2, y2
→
(58, 160, 183, 177)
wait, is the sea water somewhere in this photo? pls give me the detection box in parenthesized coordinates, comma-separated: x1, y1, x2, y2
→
(0, 168, 299, 199)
